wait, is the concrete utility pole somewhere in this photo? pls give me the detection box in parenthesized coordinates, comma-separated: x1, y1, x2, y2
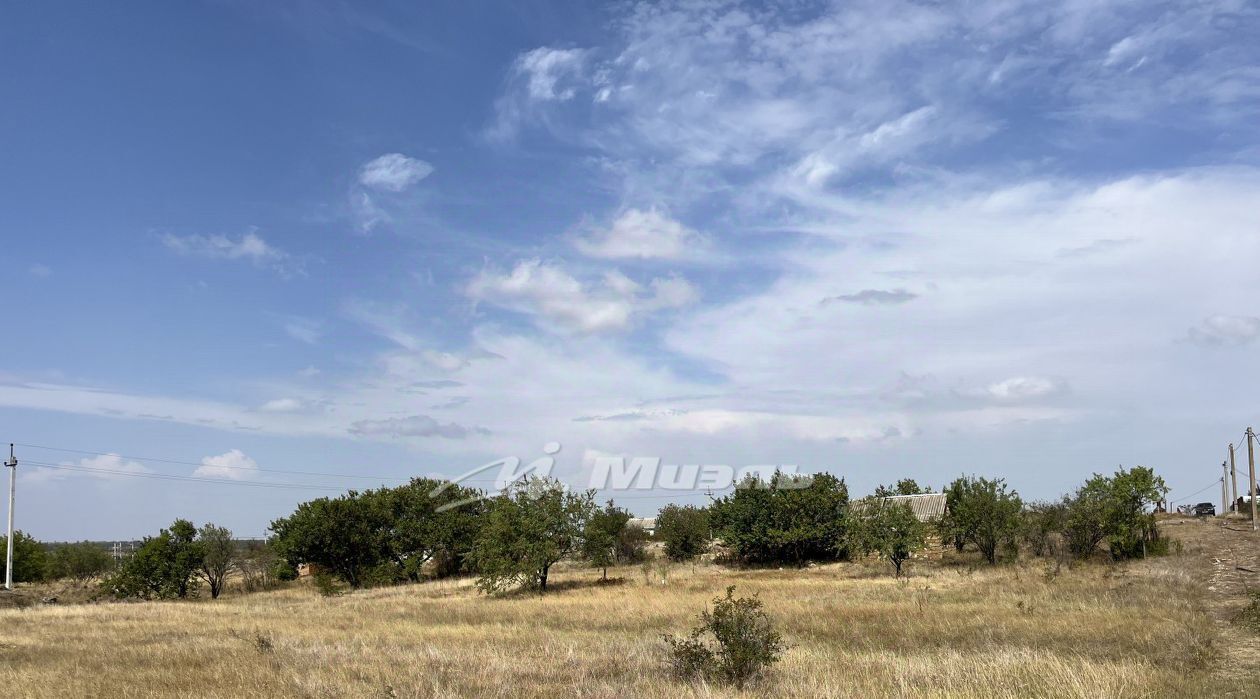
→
(1221, 462, 1228, 515)
(1230, 444, 1239, 511)
(4, 444, 15, 591)
(1249, 428, 1258, 532)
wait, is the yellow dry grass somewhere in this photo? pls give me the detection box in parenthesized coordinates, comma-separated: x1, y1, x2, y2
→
(0, 550, 1247, 699)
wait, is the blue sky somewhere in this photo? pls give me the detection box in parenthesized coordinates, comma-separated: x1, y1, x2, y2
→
(2, 1, 1259, 540)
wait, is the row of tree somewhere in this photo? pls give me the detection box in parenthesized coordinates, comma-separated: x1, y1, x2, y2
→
(268, 477, 649, 594)
(5, 465, 1172, 593)
(0, 533, 115, 584)
(648, 466, 1170, 577)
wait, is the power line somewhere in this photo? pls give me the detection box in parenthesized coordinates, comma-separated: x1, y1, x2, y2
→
(13, 442, 510, 484)
(19, 458, 735, 501)
(14, 442, 418, 482)
(1169, 479, 1221, 504)
(22, 460, 354, 492)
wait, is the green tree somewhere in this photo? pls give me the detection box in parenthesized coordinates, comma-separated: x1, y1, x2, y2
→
(469, 477, 595, 594)
(616, 522, 650, 563)
(0, 530, 49, 583)
(1105, 466, 1168, 558)
(364, 478, 484, 581)
(656, 504, 711, 562)
(107, 519, 204, 599)
(848, 500, 926, 577)
(583, 501, 632, 580)
(1063, 466, 1168, 559)
(938, 478, 970, 552)
(1021, 501, 1067, 557)
(197, 523, 236, 599)
(709, 472, 848, 564)
(944, 476, 1022, 564)
(271, 492, 390, 588)
(874, 479, 932, 497)
(49, 542, 113, 584)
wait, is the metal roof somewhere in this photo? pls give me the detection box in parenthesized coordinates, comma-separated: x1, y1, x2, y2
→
(850, 492, 948, 522)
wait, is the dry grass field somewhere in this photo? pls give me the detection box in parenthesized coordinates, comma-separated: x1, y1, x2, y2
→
(3, 520, 1259, 699)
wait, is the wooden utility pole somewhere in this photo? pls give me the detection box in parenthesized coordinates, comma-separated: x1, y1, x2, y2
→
(1249, 428, 1258, 532)
(1229, 444, 1239, 511)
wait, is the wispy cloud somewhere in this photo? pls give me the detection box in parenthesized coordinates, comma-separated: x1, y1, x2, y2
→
(1187, 315, 1260, 347)
(822, 289, 918, 306)
(161, 231, 297, 275)
(467, 259, 697, 333)
(348, 414, 487, 439)
(358, 153, 434, 192)
(574, 208, 707, 260)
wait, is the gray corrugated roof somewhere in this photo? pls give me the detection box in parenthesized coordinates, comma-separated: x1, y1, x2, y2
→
(850, 492, 948, 522)
(628, 517, 657, 530)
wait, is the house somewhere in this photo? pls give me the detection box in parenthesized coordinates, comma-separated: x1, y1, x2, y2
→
(627, 517, 657, 535)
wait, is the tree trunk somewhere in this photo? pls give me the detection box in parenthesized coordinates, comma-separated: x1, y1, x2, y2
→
(539, 563, 549, 592)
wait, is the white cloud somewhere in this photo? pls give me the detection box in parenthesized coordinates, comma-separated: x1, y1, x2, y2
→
(162, 231, 294, 274)
(467, 259, 697, 333)
(259, 398, 304, 412)
(28, 264, 51, 278)
(284, 317, 323, 345)
(193, 449, 260, 480)
(349, 414, 486, 440)
(27, 453, 150, 485)
(516, 47, 587, 101)
(1187, 315, 1260, 347)
(575, 209, 707, 260)
(487, 47, 589, 140)
(358, 153, 434, 192)
(984, 377, 1064, 401)
(352, 191, 390, 233)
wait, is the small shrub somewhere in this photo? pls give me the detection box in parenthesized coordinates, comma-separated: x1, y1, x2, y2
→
(664, 585, 786, 689)
(313, 571, 344, 597)
(271, 560, 298, 582)
(1236, 591, 1260, 633)
(253, 633, 274, 654)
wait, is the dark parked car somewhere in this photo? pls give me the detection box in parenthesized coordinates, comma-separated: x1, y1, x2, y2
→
(1192, 502, 1216, 517)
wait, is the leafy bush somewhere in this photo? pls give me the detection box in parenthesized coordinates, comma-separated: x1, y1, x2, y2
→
(1063, 466, 1168, 560)
(48, 542, 114, 584)
(0, 530, 50, 583)
(664, 585, 786, 688)
(1235, 590, 1260, 633)
(271, 559, 298, 582)
(709, 472, 848, 565)
(655, 504, 710, 562)
(616, 523, 650, 564)
(1021, 501, 1067, 558)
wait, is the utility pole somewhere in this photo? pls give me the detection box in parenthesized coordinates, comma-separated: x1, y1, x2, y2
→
(1221, 462, 1228, 516)
(1249, 428, 1258, 532)
(1230, 444, 1239, 511)
(4, 444, 15, 591)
